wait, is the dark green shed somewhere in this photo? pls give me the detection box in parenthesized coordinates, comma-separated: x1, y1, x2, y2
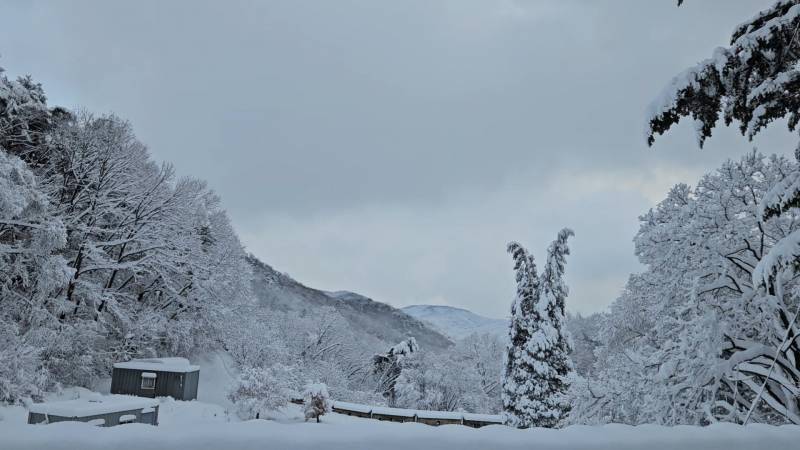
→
(111, 358, 200, 401)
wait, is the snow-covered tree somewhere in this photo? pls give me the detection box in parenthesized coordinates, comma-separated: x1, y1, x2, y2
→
(303, 383, 332, 423)
(503, 230, 576, 429)
(228, 365, 296, 420)
(0, 319, 49, 404)
(373, 337, 419, 406)
(454, 333, 504, 412)
(0, 67, 51, 165)
(643, 1, 800, 425)
(222, 303, 384, 409)
(395, 350, 463, 412)
(573, 153, 800, 425)
(534, 228, 576, 426)
(647, 0, 800, 149)
(565, 313, 603, 378)
(502, 241, 539, 427)
(0, 85, 69, 402)
(0, 150, 70, 321)
(0, 62, 253, 402)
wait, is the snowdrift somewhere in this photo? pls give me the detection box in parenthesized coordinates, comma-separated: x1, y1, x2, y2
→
(3, 418, 799, 450)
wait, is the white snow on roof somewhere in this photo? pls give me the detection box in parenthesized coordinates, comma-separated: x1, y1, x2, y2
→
(114, 357, 199, 373)
(331, 401, 372, 414)
(329, 400, 502, 422)
(369, 406, 418, 417)
(28, 395, 158, 418)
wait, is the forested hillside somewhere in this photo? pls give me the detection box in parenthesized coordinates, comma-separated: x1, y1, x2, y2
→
(249, 257, 453, 352)
(0, 67, 252, 403)
(0, 65, 501, 414)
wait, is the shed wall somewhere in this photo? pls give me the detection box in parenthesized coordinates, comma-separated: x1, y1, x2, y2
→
(417, 417, 463, 426)
(27, 405, 159, 427)
(111, 368, 192, 400)
(182, 370, 199, 400)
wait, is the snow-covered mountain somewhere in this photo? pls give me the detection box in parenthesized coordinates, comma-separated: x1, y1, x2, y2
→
(248, 256, 453, 352)
(401, 305, 507, 340)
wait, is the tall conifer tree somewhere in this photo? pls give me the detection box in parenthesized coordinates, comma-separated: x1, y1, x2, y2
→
(502, 229, 575, 428)
(502, 242, 540, 428)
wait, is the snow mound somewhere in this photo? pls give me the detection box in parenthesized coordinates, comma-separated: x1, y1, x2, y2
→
(2, 420, 798, 450)
(28, 395, 158, 417)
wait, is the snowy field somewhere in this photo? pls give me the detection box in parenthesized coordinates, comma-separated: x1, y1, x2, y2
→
(2, 355, 798, 450)
(2, 396, 799, 450)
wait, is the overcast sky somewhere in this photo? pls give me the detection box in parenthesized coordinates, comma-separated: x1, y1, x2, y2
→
(1, 1, 796, 319)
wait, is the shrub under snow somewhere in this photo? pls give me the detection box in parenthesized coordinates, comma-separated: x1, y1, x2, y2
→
(303, 383, 331, 423)
(228, 365, 295, 420)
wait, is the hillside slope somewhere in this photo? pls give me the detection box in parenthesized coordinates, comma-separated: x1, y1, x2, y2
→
(248, 256, 453, 352)
(402, 305, 507, 340)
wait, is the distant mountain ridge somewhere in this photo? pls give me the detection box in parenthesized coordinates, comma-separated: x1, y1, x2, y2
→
(401, 305, 507, 340)
(247, 256, 453, 352)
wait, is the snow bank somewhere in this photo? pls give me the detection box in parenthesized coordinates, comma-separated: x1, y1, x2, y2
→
(154, 397, 233, 427)
(28, 395, 158, 417)
(2, 419, 798, 450)
(195, 352, 238, 408)
(4, 398, 799, 450)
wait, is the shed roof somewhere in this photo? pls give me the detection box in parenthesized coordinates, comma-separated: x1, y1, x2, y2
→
(113, 357, 199, 373)
(28, 394, 158, 417)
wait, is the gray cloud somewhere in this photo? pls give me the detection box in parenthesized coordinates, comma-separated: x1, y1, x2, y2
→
(1, 0, 795, 318)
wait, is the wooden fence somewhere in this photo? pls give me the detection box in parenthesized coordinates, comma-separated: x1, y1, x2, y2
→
(291, 398, 503, 428)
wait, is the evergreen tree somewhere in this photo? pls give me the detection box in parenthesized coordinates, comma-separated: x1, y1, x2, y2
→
(647, 0, 800, 149)
(502, 230, 575, 428)
(502, 242, 539, 427)
(535, 228, 576, 426)
(0, 67, 52, 166)
(373, 337, 418, 406)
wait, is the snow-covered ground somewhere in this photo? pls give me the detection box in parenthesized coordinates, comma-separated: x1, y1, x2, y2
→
(0, 354, 800, 450)
(2, 396, 799, 450)
(2, 356, 798, 450)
